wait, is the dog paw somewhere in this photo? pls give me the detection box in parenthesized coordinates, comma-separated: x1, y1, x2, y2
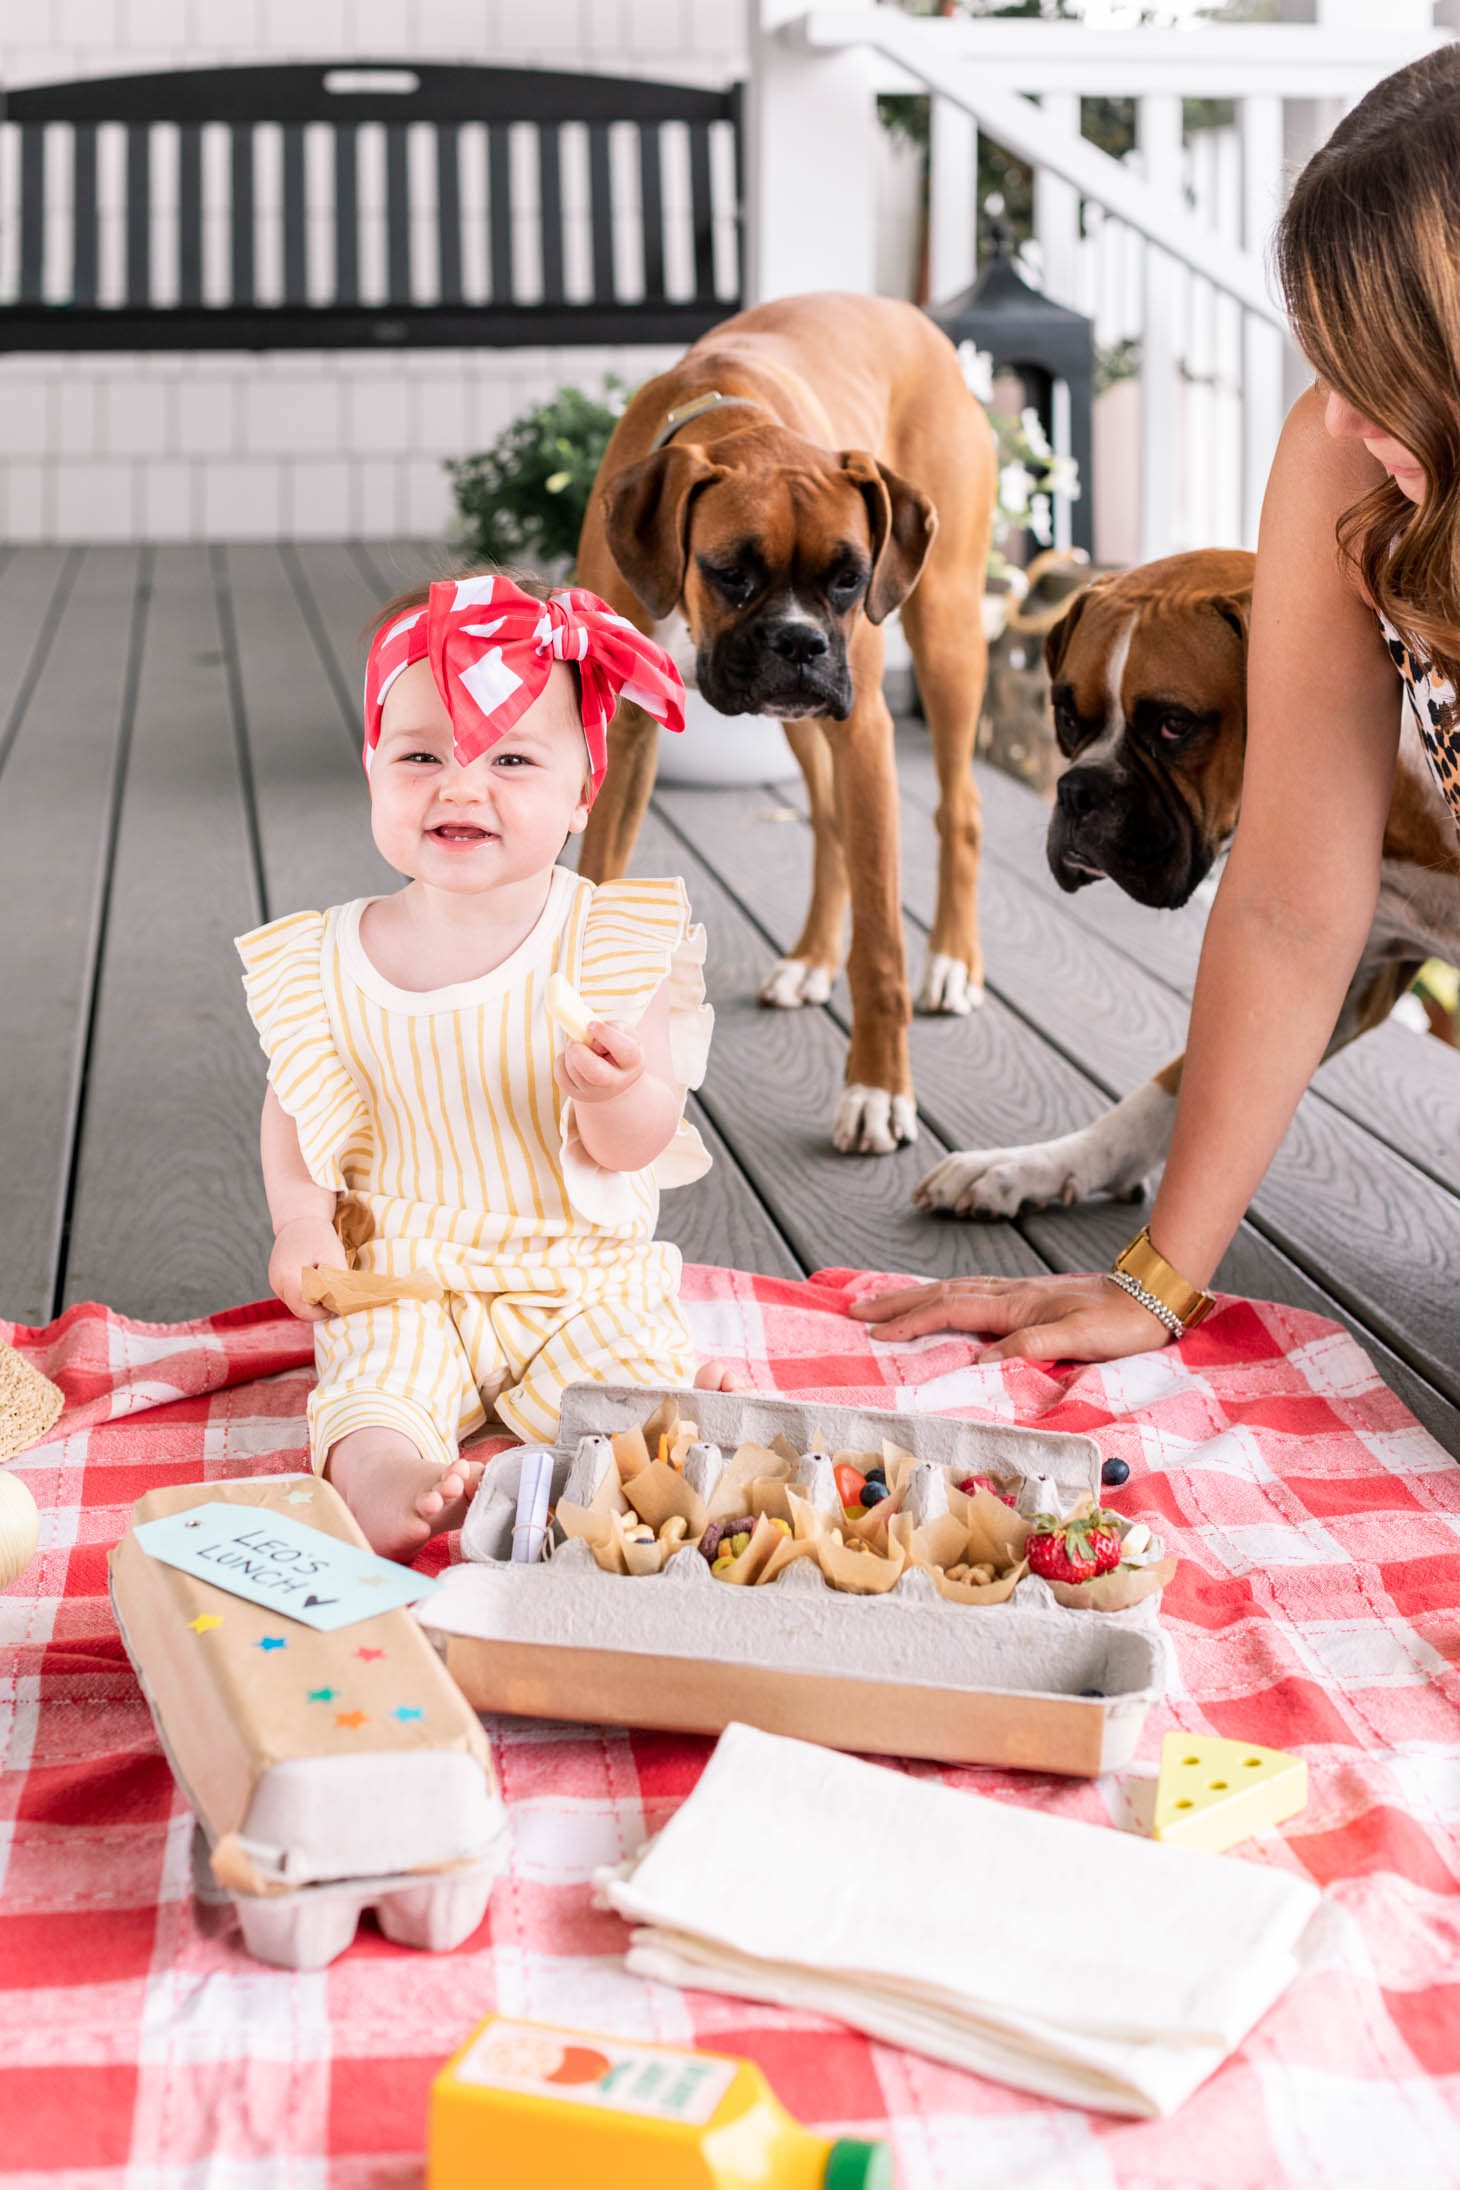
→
(834, 1085, 919, 1155)
(915, 952, 985, 1017)
(759, 956, 835, 1009)
(914, 1142, 1084, 1218)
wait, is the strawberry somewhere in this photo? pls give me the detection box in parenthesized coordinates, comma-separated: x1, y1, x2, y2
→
(1026, 1510, 1123, 1585)
(956, 1473, 1018, 1510)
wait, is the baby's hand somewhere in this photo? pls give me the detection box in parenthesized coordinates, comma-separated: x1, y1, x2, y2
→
(554, 1019, 646, 1106)
(269, 1215, 348, 1322)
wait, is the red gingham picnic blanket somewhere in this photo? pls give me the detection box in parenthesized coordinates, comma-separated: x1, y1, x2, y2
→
(3, 1269, 1459, 2188)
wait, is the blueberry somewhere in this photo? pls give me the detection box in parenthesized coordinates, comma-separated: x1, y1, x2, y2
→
(1101, 1457, 1131, 1489)
(860, 1478, 889, 1505)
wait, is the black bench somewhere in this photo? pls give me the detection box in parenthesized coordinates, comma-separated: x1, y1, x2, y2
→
(0, 60, 742, 353)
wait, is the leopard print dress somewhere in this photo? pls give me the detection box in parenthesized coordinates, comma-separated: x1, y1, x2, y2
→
(1378, 611, 1460, 836)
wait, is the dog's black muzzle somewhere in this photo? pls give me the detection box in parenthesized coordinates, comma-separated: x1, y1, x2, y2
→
(1047, 762, 1215, 909)
(697, 615, 854, 722)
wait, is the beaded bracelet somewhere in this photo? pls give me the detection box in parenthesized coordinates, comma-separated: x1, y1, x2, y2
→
(1107, 1268, 1185, 1338)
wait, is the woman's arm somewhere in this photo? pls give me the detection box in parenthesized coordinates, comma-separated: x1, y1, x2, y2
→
(260, 1084, 346, 1321)
(1141, 387, 1399, 1281)
(852, 387, 1401, 1361)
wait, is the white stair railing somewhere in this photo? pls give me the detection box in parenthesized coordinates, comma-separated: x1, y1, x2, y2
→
(749, 1, 1448, 560)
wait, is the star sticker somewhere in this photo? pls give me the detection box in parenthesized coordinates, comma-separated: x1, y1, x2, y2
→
(335, 1710, 369, 1730)
(257, 1636, 287, 1652)
(392, 1705, 424, 1723)
(307, 1687, 337, 1703)
(285, 1489, 314, 1505)
(187, 1614, 221, 1633)
(183, 1519, 203, 1529)
(354, 1646, 386, 1662)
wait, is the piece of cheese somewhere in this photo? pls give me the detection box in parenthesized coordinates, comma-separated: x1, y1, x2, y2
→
(1151, 1732, 1307, 1854)
(545, 972, 594, 1045)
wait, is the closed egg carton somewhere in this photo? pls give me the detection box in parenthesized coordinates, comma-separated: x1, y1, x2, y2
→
(187, 1822, 503, 1971)
(109, 1473, 512, 1966)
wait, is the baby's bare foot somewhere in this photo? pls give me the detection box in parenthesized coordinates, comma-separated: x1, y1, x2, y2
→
(694, 1359, 748, 1395)
(326, 1429, 482, 1562)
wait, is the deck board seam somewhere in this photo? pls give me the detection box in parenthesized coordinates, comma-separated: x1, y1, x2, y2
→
(211, 544, 269, 929)
(0, 546, 84, 787)
(49, 546, 154, 1322)
(278, 539, 361, 749)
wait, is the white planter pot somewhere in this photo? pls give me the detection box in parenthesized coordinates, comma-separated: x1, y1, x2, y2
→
(656, 687, 800, 788)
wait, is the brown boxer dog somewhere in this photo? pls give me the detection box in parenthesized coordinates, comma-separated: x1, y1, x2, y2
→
(575, 293, 996, 1154)
(914, 548, 1460, 1215)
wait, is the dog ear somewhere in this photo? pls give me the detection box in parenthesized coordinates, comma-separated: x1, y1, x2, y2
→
(1208, 589, 1252, 648)
(840, 451, 938, 624)
(600, 443, 729, 620)
(1043, 582, 1097, 681)
(1042, 571, 1129, 679)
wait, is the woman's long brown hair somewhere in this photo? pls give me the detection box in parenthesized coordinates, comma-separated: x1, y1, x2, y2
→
(1276, 42, 1460, 679)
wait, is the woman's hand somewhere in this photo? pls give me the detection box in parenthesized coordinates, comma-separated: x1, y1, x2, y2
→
(269, 1214, 348, 1323)
(554, 1020, 645, 1106)
(848, 1272, 1173, 1363)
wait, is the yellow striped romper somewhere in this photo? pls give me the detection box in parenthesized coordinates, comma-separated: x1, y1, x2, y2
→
(235, 866, 710, 1462)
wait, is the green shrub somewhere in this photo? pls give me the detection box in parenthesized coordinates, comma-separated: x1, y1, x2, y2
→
(445, 376, 633, 574)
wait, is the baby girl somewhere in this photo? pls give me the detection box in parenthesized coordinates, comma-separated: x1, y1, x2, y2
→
(237, 572, 735, 1559)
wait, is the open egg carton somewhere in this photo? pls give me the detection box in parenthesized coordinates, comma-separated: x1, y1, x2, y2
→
(420, 1387, 1174, 1778)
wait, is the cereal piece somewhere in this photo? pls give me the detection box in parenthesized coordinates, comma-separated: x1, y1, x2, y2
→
(545, 972, 595, 1044)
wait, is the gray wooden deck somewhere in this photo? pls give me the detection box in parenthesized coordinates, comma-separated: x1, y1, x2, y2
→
(3, 540, 1458, 1453)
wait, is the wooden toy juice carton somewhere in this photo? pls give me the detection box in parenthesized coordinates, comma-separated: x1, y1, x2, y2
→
(428, 2015, 893, 2190)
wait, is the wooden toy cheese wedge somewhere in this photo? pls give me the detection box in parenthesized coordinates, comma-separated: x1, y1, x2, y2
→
(109, 1474, 510, 1968)
(1151, 1732, 1307, 1854)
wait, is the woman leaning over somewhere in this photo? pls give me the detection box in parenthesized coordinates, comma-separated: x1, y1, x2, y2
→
(855, 46, 1460, 1364)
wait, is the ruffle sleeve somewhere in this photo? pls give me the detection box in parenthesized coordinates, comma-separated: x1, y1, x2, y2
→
(557, 876, 714, 1227)
(235, 911, 369, 1193)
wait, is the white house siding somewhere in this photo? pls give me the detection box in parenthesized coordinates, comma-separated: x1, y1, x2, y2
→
(0, 0, 750, 539)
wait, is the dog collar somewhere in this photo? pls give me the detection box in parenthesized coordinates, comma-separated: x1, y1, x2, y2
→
(650, 390, 766, 451)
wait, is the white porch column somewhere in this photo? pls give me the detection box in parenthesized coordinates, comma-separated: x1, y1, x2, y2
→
(1033, 91, 1081, 308)
(927, 95, 979, 304)
(744, 0, 880, 304)
(1240, 94, 1288, 547)
(1137, 94, 1183, 563)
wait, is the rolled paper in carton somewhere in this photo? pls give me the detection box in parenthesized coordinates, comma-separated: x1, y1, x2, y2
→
(512, 1450, 555, 1564)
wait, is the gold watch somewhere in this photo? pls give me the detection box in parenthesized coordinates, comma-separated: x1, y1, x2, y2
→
(1108, 1227, 1216, 1338)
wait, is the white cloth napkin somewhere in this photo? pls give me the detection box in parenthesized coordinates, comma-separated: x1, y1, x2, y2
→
(595, 1723, 1320, 2119)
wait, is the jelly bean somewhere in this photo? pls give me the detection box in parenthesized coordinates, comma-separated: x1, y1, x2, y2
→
(860, 1478, 889, 1505)
(1101, 1457, 1131, 1488)
(833, 1463, 867, 1507)
(730, 1532, 750, 1556)
(843, 1504, 866, 1523)
(770, 1517, 791, 1536)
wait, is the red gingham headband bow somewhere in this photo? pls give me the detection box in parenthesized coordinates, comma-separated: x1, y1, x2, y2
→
(362, 574, 685, 798)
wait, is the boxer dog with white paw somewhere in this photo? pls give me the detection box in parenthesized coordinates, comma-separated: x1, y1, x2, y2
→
(916, 548, 1460, 1218)
(576, 293, 996, 1155)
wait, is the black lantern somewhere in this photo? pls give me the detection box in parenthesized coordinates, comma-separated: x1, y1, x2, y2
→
(931, 213, 1095, 555)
